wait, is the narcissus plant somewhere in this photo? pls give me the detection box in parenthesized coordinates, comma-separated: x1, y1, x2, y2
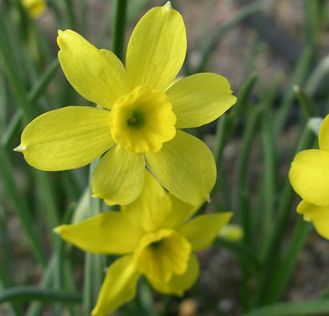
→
(289, 114, 329, 238)
(55, 172, 232, 315)
(15, 2, 236, 206)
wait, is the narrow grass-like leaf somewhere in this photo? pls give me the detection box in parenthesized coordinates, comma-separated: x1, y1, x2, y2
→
(195, 1, 264, 73)
(0, 147, 46, 266)
(244, 300, 329, 316)
(255, 128, 315, 306)
(263, 220, 311, 303)
(0, 287, 81, 304)
(274, 47, 314, 136)
(293, 85, 317, 119)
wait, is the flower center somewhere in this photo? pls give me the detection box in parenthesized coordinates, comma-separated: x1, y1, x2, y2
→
(109, 86, 176, 153)
(126, 110, 144, 128)
(134, 229, 191, 283)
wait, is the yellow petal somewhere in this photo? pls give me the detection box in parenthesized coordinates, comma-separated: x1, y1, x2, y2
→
(289, 149, 329, 206)
(18, 106, 112, 171)
(126, 3, 186, 91)
(92, 145, 145, 205)
(163, 194, 198, 228)
(54, 212, 142, 254)
(297, 200, 329, 239)
(135, 229, 191, 284)
(149, 254, 199, 296)
(167, 73, 237, 128)
(92, 256, 139, 316)
(146, 130, 217, 205)
(319, 114, 329, 151)
(177, 212, 232, 251)
(121, 171, 172, 232)
(58, 30, 128, 108)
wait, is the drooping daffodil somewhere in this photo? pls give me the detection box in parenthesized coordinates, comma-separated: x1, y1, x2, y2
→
(289, 114, 329, 238)
(15, 2, 236, 206)
(55, 172, 232, 315)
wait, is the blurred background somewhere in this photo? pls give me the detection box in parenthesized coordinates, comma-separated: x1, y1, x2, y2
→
(1, 0, 329, 315)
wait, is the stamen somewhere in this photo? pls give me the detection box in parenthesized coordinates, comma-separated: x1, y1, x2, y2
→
(126, 110, 144, 128)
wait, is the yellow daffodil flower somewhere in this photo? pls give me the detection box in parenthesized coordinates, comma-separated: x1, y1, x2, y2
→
(15, 2, 236, 206)
(289, 114, 329, 238)
(55, 172, 232, 315)
(22, 0, 46, 18)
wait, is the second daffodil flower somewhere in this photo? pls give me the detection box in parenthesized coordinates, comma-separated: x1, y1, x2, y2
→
(289, 115, 329, 239)
(55, 172, 232, 315)
(15, 2, 236, 206)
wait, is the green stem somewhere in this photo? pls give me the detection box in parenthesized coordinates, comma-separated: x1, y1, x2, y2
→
(233, 106, 261, 311)
(0, 287, 81, 305)
(112, 0, 128, 61)
(263, 220, 311, 303)
(234, 106, 261, 221)
(213, 73, 258, 163)
(28, 59, 59, 104)
(0, 11, 36, 122)
(212, 73, 257, 209)
(293, 85, 317, 119)
(0, 147, 46, 266)
(83, 161, 106, 314)
(0, 111, 22, 147)
(63, 0, 76, 29)
(255, 127, 315, 306)
(259, 86, 278, 259)
(304, 0, 320, 47)
(274, 47, 314, 137)
(0, 60, 59, 147)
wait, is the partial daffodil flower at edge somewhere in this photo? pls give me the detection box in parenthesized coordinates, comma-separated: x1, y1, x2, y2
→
(289, 114, 329, 239)
(22, 0, 46, 18)
(15, 2, 236, 206)
(55, 172, 232, 315)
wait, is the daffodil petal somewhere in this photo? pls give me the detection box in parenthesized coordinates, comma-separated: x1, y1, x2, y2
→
(126, 3, 186, 91)
(54, 212, 142, 254)
(177, 212, 232, 251)
(297, 201, 329, 239)
(57, 30, 128, 107)
(121, 171, 172, 232)
(167, 73, 237, 128)
(146, 130, 217, 205)
(92, 145, 145, 205)
(18, 106, 112, 171)
(319, 114, 329, 151)
(92, 256, 139, 316)
(289, 149, 329, 206)
(149, 254, 199, 296)
(163, 194, 197, 228)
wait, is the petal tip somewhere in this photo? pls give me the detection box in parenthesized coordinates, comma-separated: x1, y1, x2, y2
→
(53, 226, 63, 235)
(13, 144, 27, 153)
(164, 1, 172, 12)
